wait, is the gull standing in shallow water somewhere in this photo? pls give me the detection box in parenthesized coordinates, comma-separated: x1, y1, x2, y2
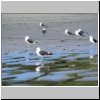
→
(24, 36, 38, 61)
(36, 47, 53, 60)
(89, 35, 98, 44)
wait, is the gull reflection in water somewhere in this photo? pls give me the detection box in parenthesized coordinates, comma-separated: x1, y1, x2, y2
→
(89, 44, 96, 59)
(90, 55, 94, 59)
(25, 51, 29, 61)
(35, 60, 49, 73)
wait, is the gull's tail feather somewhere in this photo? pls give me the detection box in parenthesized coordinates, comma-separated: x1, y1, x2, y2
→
(47, 52, 53, 55)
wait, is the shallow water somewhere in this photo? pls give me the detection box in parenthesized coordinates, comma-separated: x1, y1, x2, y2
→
(2, 14, 98, 86)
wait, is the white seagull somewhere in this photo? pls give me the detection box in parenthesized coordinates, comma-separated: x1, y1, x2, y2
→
(89, 35, 98, 44)
(75, 29, 88, 36)
(36, 47, 53, 60)
(65, 29, 74, 36)
(25, 36, 37, 44)
(40, 22, 47, 28)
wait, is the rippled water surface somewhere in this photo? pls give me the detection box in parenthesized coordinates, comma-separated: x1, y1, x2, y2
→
(2, 14, 98, 86)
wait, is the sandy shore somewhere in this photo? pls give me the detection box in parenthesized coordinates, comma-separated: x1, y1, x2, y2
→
(2, 14, 98, 51)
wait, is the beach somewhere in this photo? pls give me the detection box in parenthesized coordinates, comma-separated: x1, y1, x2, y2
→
(2, 13, 98, 86)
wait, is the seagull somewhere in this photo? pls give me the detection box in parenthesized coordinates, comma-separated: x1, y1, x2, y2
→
(24, 36, 38, 60)
(65, 29, 74, 36)
(36, 47, 53, 60)
(42, 28, 47, 34)
(25, 36, 37, 44)
(89, 35, 98, 44)
(40, 22, 47, 28)
(75, 29, 88, 36)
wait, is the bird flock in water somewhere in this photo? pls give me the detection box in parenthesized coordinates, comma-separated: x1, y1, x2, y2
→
(25, 22, 98, 60)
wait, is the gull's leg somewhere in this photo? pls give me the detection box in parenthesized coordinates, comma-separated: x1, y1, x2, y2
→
(26, 51, 29, 61)
(25, 44, 29, 61)
(40, 56, 43, 62)
(36, 56, 43, 66)
(78, 36, 81, 40)
(27, 44, 29, 52)
(26, 44, 29, 52)
(77, 36, 80, 39)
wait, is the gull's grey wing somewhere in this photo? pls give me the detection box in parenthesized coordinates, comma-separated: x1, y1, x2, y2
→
(41, 23, 46, 27)
(27, 39, 34, 43)
(68, 31, 74, 35)
(39, 50, 49, 55)
(78, 31, 84, 36)
(39, 50, 52, 55)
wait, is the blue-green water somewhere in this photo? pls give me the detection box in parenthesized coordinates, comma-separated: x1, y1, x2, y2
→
(2, 41, 98, 86)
